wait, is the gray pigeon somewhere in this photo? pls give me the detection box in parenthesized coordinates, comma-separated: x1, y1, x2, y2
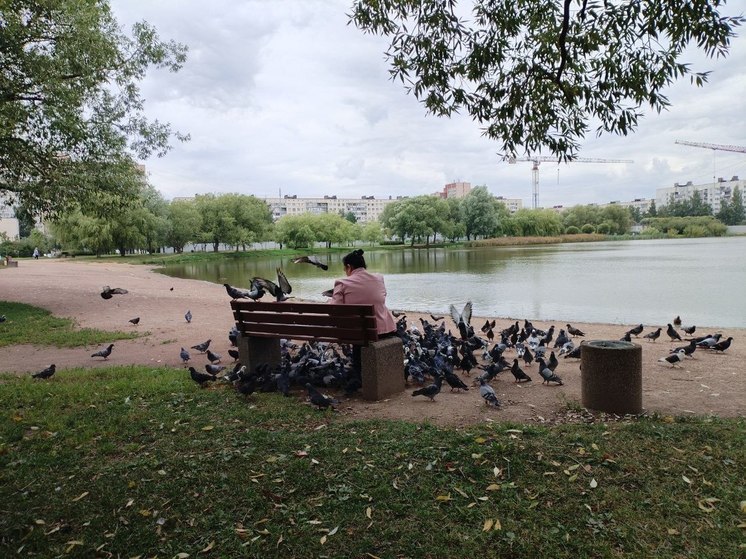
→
(129, 317, 140, 325)
(180, 347, 191, 363)
(185, 310, 192, 323)
(510, 359, 532, 383)
(32, 364, 56, 379)
(205, 363, 225, 375)
(566, 324, 585, 337)
(412, 375, 443, 401)
(206, 349, 221, 364)
(537, 358, 563, 385)
(292, 255, 329, 270)
(659, 349, 685, 368)
(666, 323, 682, 342)
(224, 283, 252, 300)
(306, 383, 339, 410)
(189, 366, 216, 387)
(191, 339, 211, 353)
(91, 344, 114, 360)
(643, 327, 662, 342)
(478, 378, 500, 407)
(101, 286, 128, 300)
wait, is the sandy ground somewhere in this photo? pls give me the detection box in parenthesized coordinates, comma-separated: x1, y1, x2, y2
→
(0, 259, 743, 426)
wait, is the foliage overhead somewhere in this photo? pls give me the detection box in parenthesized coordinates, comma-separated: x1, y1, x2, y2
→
(0, 0, 188, 215)
(349, 0, 744, 159)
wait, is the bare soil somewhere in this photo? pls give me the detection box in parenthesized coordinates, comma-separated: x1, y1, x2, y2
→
(1, 259, 742, 426)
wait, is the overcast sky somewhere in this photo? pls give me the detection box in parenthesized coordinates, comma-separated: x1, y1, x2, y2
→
(109, 0, 746, 208)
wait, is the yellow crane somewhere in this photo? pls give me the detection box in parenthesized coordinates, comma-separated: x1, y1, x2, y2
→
(504, 156, 634, 209)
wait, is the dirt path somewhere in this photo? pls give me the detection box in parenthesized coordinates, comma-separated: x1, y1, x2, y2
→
(1, 259, 742, 426)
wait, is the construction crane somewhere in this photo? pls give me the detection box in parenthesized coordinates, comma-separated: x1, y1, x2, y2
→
(675, 140, 746, 184)
(504, 156, 634, 209)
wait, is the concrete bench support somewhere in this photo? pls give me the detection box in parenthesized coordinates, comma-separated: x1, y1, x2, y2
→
(361, 337, 406, 401)
(581, 340, 642, 414)
(236, 333, 281, 373)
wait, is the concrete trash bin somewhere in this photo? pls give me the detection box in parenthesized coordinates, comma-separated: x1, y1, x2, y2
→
(581, 340, 642, 414)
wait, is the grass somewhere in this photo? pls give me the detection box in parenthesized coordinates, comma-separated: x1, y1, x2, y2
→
(1, 366, 743, 558)
(0, 301, 140, 348)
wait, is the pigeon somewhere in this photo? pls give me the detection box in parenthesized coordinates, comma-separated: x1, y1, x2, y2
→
(292, 255, 329, 270)
(179, 347, 191, 363)
(478, 378, 501, 407)
(521, 346, 534, 366)
(91, 343, 114, 359)
(643, 327, 661, 342)
(619, 331, 632, 342)
(481, 319, 496, 334)
(206, 349, 222, 364)
(553, 329, 570, 348)
(673, 315, 682, 327)
(566, 324, 585, 337)
(205, 363, 225, 375)
(0, 315, 6, 323)
(191, 339, 211, 353)
(236, 377, 257, 397)
(666, 323, 682, 342)
(695, 334, 722, 348)
(537, 358, 563, 385)
(32, 364, 56, 379)
(306, 383, 339, 410)
(128, 317, 140, 325)
(246, 279, 267, 301)
(712, 337, 733, 352)
(547, 351, 559, 372)
(228, 349, 240, 361)
(682, 325, 696, 336)
(185, 310, 192, 323)
(430, 314, 445, 322)
(412, 375, 443, 401)
(563, 345, 582, 359)
(659, 349, 686, 368)
(253, 268, 293, 302)
(189, 366, 216, 387)
(100, 286, 128, 300)
(671, 340, 697, 358)
(224, 283, 253, 300)
(450, 301, 473, 340)
(321, 288, 334, 298)
(510, 359, 532, 383)
(392, 311, 405, 318)
(627, 324, 644, 337)
(443, 369, 469, 392)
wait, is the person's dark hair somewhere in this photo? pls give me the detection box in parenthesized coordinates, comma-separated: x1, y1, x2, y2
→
(343, 249, 366, 270)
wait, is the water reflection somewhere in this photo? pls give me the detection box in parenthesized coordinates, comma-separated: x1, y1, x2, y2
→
(159, 237, 746, 328)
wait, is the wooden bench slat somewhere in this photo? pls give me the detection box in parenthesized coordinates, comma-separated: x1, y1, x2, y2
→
(239, 325, 377, 344)
(232, 311, 377, 329)
(231, 301, 375, 316)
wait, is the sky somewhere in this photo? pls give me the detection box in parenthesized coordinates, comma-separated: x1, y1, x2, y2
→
(109, 0, 746, 209)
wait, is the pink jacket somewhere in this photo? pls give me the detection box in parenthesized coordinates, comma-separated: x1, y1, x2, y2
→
(331, 267, 397, 335)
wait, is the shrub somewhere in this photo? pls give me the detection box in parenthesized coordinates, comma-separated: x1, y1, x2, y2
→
(581, 223, 595, 234)
(565, 226, 580, 235)
(596, 222, 611, 234)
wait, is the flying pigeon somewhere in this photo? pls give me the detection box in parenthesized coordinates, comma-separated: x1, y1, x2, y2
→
(566, 324, 585, 337)
(188, 366, 216, 387)
(185, 310, 192, 323)
(510, 359, 532, 383)
(449, 301, 473, 340)
(253, 268, 293, 301)
(180, 347, 191, 363)
(430, 314, 445, 322)
(191, 339, 211, 353)
(100, 286, 128, 300)
(412, 375, 443, 401)
(305, 383, 339, 410)
(32, 364, 56, 379)
(643, 327, 662, 342)
(292, 255, 329, 270)
(627, 324, 644, 337)
(321, 288, 334, 298)
(659, 349, 686, 368)
(478, 378, 501, 407)
(666, 323, 682, 342)
(128, 317, 140, 325)
(91, 343, 114, 360)
(206, 349, 222, 364)
(537, 358, 563, 385)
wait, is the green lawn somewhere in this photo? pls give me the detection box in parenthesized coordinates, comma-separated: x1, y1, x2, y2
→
(1, 365, 743, 558)
(0, 301, 140, 348)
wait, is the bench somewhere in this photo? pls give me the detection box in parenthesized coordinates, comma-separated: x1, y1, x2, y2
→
(230, 300, 405, 401)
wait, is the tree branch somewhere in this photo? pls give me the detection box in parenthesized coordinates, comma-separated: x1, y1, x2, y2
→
(556, 0, 572, 84)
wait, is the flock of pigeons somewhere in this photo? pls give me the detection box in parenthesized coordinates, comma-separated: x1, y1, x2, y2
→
(26, 267, 736, 415)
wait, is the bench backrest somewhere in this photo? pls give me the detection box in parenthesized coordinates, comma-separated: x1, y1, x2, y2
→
(231, 301, 379, 345)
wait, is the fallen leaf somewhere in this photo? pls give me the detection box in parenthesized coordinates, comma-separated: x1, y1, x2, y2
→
(474, 437, 487, 444)
(739, 501, 746, 514)
(328, 526, 339, 536)
(682, 476, 692, 485)
(589, 479, 598, 489)
(199, 541, 214, 553)
(568, 473, 578, 482)
(174, 553, 189, 559)
(365, 507, 372, 519)
(483, 519, 494, 531)
(454, 487, 469, 498)
(125, 499, 134, 508)
(667, 528, 680, 535)
(485, 484, 500, 491)
(65, 541, 84, 553)
(71, 492, 89, 502)
(698, 498, 720, 513)
(493, 519, 502, 531)
(435, 494, 452, 501)
(201, 425, 214, 431)
(320, 535, 327, 545)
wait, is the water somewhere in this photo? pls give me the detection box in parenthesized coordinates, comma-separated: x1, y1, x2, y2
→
(159, 237, 746, 328)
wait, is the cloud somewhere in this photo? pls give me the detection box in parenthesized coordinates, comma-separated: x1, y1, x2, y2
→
(110, 0, 746, 207)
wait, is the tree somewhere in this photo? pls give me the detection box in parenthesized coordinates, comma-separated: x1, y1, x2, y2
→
(350, 1, 743, 159)
(360, 220, 384, 245)
(462, 187, 508, 239)
(646, 200, 657, 218)
(0, 0, 188, 215)
(166, 200, 202, 253)
(717, 186, 744, 225)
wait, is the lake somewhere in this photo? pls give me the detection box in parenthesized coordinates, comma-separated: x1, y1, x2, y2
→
(159, 237, 746, 328)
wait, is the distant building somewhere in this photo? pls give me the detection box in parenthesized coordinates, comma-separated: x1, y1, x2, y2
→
(435, 181, 472, 199)
(263, 195, 397, 223)
(495, 196, 523, 214)
(598, 198, 654, 214)
(0, 195, 20, 240)
(656, 176, 744, 214)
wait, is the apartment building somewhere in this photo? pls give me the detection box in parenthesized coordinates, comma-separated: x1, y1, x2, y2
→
(656, 176, 744, 214)
(263, 195, 399, 223)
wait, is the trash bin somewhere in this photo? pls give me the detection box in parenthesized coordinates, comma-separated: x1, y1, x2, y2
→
(581, 340, 642, 414)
